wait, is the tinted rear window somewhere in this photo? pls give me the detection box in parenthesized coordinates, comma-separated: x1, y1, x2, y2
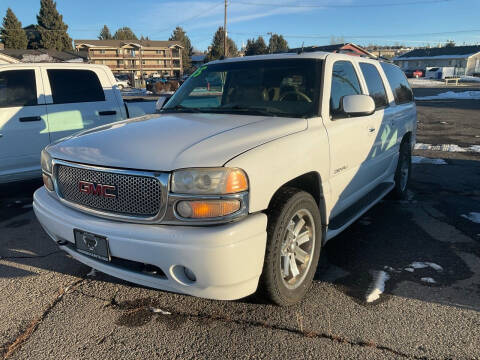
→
(380, 63, 413, 104)
(47, 69, 105, 104)
(0, 70, 37, 107)
(359, 63, 388, 109)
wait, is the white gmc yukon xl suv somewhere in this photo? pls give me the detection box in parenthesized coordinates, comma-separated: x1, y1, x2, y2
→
(34, 52, 416, 305)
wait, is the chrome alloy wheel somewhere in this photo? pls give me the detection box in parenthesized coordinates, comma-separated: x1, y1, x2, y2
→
(280, 209, 315, 289)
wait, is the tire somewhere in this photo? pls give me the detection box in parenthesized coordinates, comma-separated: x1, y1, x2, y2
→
(391, 139, 412, 199)
(259, 187, 322, 306)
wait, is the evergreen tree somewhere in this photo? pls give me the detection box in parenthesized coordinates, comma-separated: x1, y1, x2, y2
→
(169, 26, 193, 72)
(113, 27, 137, 40)
(244, 36, 268, 56)
(268, 34, 288, 53)
(98, 25, 112, 40)
(207, 27, 238, 61)
(37, 0, 72, 50)
(1, 8, 28, 49)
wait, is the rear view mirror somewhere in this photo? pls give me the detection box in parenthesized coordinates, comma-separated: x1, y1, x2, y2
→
(341, 95, 375, 117)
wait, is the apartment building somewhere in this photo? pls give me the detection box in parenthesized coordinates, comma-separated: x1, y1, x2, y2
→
(74, 39, 183, 79)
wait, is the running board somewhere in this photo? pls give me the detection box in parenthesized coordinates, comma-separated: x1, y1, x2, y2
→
(325, 182, 394, 242)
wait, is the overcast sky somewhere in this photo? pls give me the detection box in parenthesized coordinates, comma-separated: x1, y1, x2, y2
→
(2, 0, 479, 50)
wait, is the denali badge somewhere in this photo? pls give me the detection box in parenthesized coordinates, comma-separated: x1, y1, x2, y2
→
(78, 180, 117, 198)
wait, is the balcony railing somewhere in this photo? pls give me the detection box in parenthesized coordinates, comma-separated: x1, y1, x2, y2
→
(89, 53, 180, 59)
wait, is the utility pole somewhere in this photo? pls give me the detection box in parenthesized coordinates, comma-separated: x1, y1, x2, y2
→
(224, 0, 228, 58)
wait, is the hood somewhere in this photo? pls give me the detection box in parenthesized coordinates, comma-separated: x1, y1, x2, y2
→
(47, 113, 307, 171)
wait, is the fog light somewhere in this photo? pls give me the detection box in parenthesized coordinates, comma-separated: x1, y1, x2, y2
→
(184, 267, 196, 282)
(42, 173, 54, 191)
(176, 200, 240, 219)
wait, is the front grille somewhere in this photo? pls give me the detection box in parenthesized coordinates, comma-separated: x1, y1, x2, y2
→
(56, 164, 162, 217)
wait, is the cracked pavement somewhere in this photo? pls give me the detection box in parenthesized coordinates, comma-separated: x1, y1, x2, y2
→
(1, 93, 480, 359)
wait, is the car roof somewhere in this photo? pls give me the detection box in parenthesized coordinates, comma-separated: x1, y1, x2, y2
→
(208, 51, 330, 65)
(0, 63, 110, 70)
(207, 51, 387, 66)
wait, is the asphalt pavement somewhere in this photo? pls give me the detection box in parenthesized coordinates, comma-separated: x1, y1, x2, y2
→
(1, 90, 480, 359)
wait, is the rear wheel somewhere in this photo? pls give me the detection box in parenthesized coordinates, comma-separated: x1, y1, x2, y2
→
(259, 188, 322, 306)
(392, 139, 412, 199)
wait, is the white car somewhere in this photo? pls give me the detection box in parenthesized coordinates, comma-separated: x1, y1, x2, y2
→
(0, 63, 157, 183)
(33, 52, 416, 305)
(0, 63, 127, 183)
(115, 79, 130, 90)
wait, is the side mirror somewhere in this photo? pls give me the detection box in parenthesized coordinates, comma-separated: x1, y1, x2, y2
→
(341, 94, 375, 117)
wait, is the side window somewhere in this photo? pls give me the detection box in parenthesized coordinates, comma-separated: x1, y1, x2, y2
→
(359, 63, 388, 109)
(47, 69, 105, 104)
(0, 70, 37, 108)
(330, 61, 362, 117)
(380, 63, 413, 105)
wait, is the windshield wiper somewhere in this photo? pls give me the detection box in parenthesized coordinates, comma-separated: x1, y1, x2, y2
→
(218, 105, 284, 117)
(161, 105, 204, 113)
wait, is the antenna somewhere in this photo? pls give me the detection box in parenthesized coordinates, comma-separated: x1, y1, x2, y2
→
(297, 42, 305, 54)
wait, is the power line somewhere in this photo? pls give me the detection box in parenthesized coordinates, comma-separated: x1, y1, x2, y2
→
(233, 0, 453, 8)
(229, 29, 480, 40)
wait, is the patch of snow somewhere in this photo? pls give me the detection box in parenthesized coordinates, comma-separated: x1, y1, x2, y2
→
(412, 156, 447, 165)
(415, 143, 480, 153)
(460, 75, 480, 83)
(421, 277, 436, 284)
(366, 270, 390, 303)
(149, 307, 171, 315)
(121, 88, 152, 96)
(415, 91, 480, 100)
(404, 268, 415, 272)
(462, 212, 480, 224)
(86, 268, 97, 277)
(409, 261, 443, 271)
(408, 78, 444, 87)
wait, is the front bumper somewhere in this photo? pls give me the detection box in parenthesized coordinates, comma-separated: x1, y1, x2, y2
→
(33, 187, 267, 300)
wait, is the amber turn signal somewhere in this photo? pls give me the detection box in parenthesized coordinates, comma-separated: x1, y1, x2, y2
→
(176, 200, 241, 219)
(225, 169, 248, 193)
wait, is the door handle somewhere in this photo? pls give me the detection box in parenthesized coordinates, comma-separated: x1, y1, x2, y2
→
(368, 127, 376, 133)
(19, 116, 42, 122)
(99, 110, 117, 116)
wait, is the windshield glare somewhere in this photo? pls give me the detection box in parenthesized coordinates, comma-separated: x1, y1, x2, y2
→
(163, 59, 321, 118)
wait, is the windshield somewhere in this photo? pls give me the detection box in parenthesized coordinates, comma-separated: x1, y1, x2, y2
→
(163, 59, 321, 118)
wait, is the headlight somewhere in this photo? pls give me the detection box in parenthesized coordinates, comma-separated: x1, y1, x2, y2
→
(41, 149, 53, 174)
(171, 168, 248, 195)
(41, 150, 54, 191)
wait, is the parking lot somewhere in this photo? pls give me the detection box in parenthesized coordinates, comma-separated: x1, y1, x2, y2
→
(1, 87, 479, 359)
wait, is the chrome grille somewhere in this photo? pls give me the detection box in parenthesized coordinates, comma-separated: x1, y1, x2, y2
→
(56, 164, 162, 217)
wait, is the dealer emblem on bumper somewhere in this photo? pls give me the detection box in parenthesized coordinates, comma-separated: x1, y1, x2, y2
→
(82, 233, 98, 251)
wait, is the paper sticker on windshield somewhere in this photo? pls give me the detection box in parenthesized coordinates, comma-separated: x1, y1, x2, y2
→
(192, 65, 207, 78)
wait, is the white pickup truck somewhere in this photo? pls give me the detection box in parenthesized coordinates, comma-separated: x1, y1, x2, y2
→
(34, 52, 416, 305)
(0, 63, 155, 183)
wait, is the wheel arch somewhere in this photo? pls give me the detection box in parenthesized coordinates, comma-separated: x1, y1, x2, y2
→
(267, 172, 327, 232)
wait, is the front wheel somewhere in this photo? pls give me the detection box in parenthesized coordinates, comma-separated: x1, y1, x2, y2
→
(259, 188, 322, 306)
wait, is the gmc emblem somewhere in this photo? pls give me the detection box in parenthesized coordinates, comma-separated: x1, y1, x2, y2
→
(78, 180, 117, 198)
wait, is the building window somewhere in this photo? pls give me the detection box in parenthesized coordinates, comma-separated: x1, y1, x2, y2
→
(100, 49, 106, 54)
(118, 60, 124, 65)
(142, 60, 146, 65)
